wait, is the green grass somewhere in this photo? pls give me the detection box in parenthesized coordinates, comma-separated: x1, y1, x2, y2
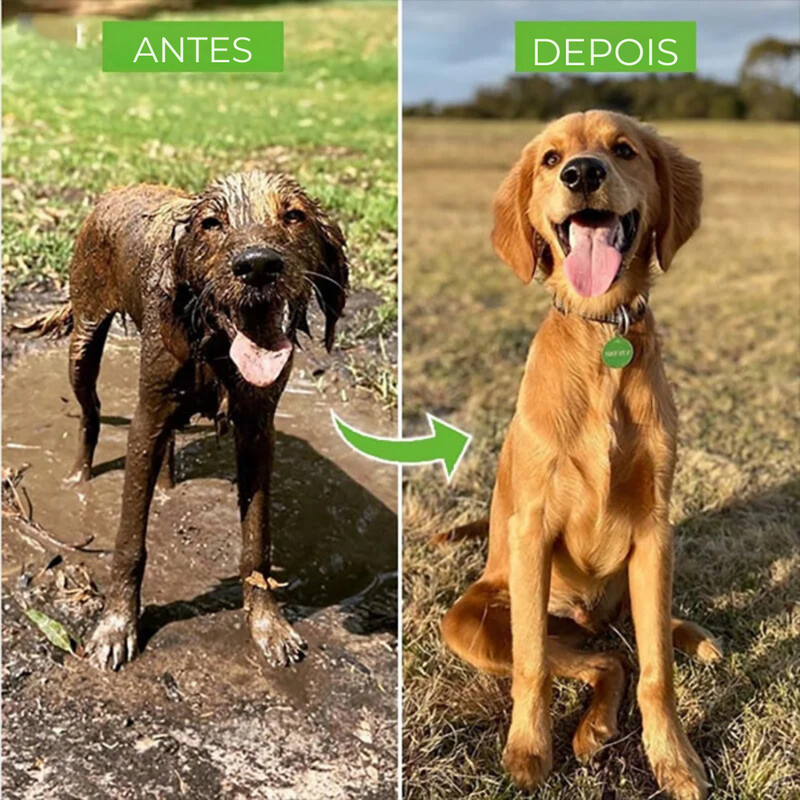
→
(2, 1, 397, 399)
(402, 119, 800, 800)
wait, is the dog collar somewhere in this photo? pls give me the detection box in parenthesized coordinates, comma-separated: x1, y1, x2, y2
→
(552, 294, 649, 337)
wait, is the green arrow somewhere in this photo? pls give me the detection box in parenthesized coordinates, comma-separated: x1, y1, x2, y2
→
(331, 411, 471, 482)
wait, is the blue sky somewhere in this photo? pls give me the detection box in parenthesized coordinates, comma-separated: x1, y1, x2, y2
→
(403, 0, 800, 104)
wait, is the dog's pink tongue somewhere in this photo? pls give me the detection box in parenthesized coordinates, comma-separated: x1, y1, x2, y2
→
(563, 217, 622, 297)
(230, 331, 292, 387)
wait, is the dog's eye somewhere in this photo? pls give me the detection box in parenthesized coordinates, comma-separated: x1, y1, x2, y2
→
(542, 150, 561, 168)
(201, 216, 222, 231)
(612, 142, 636, 160)
(284, 209, 307, 224)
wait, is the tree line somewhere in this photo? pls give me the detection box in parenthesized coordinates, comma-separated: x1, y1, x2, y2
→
(405, 38, 799, 121)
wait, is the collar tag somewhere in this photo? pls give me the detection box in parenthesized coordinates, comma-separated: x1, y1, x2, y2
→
(602, 335, 634, 369)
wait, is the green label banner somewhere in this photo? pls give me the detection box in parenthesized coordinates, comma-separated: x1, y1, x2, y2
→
(102, 21, 284, 72)
(515, 21, 696, 73)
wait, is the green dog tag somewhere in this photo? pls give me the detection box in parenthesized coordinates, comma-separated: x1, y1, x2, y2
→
(602, 335, 634, 369)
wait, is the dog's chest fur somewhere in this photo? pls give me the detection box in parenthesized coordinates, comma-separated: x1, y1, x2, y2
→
(516, 317, 675, 584)
(558, 370, 655, 578)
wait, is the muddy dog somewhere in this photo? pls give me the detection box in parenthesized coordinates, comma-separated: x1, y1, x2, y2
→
(17, 171, 347, 670)
(439, 112, 720, 800)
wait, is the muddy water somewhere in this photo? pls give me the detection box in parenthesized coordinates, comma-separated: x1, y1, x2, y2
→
(2, 329, 398, 800)
(3, 334, 397, 610)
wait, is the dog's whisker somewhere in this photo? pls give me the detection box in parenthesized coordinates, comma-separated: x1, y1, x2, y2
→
(305, 270, 345, 291)
(302, 275, 326, 309)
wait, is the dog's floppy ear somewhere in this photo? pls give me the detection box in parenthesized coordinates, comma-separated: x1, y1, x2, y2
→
(148, 199, 193, 299)
(147, 200, 196, 363)
(312, 210, 349, 352)
(162, 217, 191, 296)
(492, 139, 540, 284)
(644, 129, 702, 271)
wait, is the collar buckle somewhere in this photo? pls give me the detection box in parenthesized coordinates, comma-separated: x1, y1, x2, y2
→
(615, 304, 631, 337)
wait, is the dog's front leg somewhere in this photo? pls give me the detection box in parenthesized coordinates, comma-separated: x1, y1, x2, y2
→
(629, 522, 709, 800)
(234, 417, 306, 667)
(88, 390, 176, 670)
(502, 507, 553, 789)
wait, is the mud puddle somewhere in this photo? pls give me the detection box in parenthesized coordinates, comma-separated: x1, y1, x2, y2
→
(2, 325, 398, 800)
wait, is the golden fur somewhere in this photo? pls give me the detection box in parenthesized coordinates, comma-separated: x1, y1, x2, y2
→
(440, 111, 720, 800)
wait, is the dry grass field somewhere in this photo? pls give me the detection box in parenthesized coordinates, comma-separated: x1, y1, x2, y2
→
(401, 119, 800, 800)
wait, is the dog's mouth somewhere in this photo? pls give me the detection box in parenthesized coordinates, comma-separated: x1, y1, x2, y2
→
(223, 302, 294, 389)
(553, 209, 640, 298)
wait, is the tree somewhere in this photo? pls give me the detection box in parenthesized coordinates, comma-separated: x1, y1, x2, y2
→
(739, 37, 800, 121)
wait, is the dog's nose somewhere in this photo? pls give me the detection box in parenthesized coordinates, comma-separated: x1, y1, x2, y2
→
(560, 157, 607, 195)
(232, 247, 284, 286)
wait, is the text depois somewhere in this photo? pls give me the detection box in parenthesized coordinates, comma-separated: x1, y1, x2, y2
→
(515, 21, 696, 74)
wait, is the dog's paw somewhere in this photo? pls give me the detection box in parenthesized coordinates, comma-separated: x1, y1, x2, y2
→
(672, 619, 723, 665)
(646, 726, 710, 800)
(87, 611, 138, 671)
(249, 608, 307, 668)
(694, 637, 723, 665)
(573, 709, 618, 764)
(502, 739, 552, 790)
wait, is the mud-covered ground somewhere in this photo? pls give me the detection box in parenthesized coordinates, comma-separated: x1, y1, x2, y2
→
(2, 295, 398, 800)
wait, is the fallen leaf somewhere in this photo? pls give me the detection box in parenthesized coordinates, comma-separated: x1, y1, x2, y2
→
(245, 571, 288, 591)
(354, 720, 373, 745)
(24, 608, 80, 653)
(245, 571, 268, 590)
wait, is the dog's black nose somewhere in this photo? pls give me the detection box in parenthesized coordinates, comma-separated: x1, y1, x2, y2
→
(560, 157, 607, 195)
(232, 247, 284, 286)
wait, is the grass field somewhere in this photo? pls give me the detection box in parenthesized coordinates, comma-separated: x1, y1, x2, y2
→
(402, 119, 800, 800)
(2, 1, 397, 399)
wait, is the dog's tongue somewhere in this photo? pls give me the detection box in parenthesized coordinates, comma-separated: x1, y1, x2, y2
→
(563, 217, 622, 298)
(230, 330, 292, 387)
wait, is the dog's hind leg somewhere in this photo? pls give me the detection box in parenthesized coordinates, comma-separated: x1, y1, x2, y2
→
(672, 618, 723, 664)
(550, 641, 628, 764)
(442, 580, 627, 763)
(67, 312, 114, 483)
(441, 580, 514, 675)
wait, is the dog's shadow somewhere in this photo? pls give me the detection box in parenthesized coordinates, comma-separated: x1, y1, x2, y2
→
(668, 478, 800, 763)
(95, 423, 398, 645)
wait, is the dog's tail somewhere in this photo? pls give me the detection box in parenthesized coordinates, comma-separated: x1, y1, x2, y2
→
(9, 303, 74, 339)
(429, 517, 489, 547)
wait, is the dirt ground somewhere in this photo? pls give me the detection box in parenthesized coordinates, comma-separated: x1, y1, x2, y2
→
(2, 295, 399, 800)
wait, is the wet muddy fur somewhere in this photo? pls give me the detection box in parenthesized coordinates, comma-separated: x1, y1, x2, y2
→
(16, 170, 349, 670)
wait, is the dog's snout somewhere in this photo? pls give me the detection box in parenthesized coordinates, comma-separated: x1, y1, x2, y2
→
(232, 247, 284, 286)
(560, 157, 607, 195)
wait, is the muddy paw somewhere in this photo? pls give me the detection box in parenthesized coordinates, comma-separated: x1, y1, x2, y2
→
(573, 711, 618, 764)
(502, 740, 552, 790)
(647, 732, 710, 800)
(250, 610, 307, 668)
(87, 611, 138, 671)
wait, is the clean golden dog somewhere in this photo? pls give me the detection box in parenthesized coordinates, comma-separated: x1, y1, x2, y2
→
(441, 111, 720, 800)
